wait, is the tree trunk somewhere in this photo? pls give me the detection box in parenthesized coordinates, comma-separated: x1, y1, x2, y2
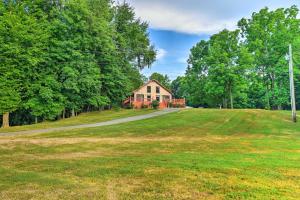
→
(2, 112, 9, 128)
(62, 108, 66, 119)
(229, 87, 233, 109)
(223, 98, 228, 109)
(35, 116, 38, 124)
(71, 108, 75, 117)
(265, 85, 271, 110)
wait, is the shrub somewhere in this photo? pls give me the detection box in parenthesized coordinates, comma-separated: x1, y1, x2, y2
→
(124, 103, 133, 109)
(151, 100, 160, 109)
(168, 102, 173, 108)
(141, 104, 148, 109)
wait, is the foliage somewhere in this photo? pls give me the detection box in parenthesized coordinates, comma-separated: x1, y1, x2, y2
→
(151, 100, 160, 109)
(149, 72, 171, 89)
(177, 6, 300, 109)
(0, 0, 156, 127)
(141, 103, 149, 109)
(171, 76, 185, 99)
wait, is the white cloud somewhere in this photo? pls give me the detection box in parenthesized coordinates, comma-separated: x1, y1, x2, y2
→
(156, 48, 167, 60)
(127, 0, 300, 35)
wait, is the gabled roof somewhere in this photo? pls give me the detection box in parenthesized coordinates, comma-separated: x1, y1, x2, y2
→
(132, 79, 172, 94)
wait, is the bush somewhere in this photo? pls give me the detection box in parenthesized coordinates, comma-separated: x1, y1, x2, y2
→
(112, 104, 121, 111)
(124, 103, 133, 109)
(168, 102, 173, 108)
(141, 103, 148, 109)
(151, 100, 160, 109)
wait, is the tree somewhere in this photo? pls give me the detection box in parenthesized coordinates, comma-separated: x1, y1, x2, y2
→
(171, 76, 185, 99)
(206, 29, 248, 109)
(182, 30, 249, 108)
(0, 82, 21, 128)
(149, 72, 171, 89)
(0, 0, 156, 127)
(113, 2, 156, 70)
(238, 6, 300, 109)
(183, 40, 210, 107)
(0, 1, 45, 127)
(178, 6, 300, 110)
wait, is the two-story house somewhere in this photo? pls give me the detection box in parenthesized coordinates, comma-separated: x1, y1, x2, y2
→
(123, 80, 185, 109)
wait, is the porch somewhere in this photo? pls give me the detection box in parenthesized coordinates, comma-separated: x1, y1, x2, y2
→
(123, 96, 186, 109)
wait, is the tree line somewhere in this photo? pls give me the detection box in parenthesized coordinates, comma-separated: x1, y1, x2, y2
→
(0, 0, 155, 128)
(172, 6, 300, 110)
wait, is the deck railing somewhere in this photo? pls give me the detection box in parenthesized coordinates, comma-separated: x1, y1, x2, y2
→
(123, 97, 186, 109)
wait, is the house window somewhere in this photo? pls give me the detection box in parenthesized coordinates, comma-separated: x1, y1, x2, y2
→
(162, 95, 170, 102)
(156, 95, 160, 102)
(136, 94, 144, 102)
(156, 86, 160, 94)
(147, 95, 151, 102)
(147, 86, 151, 93)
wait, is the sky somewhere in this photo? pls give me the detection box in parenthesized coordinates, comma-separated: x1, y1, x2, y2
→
(126, 0, 300, 80)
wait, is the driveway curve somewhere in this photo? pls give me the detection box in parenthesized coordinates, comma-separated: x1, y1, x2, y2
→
(0, 108, 181, 137)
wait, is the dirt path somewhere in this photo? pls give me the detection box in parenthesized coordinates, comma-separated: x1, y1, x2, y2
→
(0, 109, 180, 137)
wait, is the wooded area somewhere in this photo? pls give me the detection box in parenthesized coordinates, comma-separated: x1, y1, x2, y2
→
(173, 6, 300, 109)
(1, 2, 300, 128)
(0, 0, 155, 127)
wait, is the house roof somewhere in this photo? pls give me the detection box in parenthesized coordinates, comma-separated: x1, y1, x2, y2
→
(132, 79, 172, 94)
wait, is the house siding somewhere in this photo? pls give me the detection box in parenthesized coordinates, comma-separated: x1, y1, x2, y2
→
(123, 80, 185, 109)
(133, 81, 172, 103)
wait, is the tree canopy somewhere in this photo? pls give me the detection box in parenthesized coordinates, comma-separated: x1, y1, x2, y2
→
(174, 6, 300, 109)
(0, 0, 156, 127)
(149, 72, 171, 89)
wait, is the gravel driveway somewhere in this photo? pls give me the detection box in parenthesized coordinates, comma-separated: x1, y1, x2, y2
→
(0, 108, 181, 137)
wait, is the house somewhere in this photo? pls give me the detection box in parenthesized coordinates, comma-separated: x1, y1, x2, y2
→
(123, 80, 185, 109)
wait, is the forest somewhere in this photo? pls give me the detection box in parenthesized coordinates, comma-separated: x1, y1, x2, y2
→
(1, 1, 300, 128)
(173, 6, 300, 110)
(0, 0, 155, 127)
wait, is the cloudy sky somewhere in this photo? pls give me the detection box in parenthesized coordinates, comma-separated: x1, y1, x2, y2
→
(126, 0, 300, 79)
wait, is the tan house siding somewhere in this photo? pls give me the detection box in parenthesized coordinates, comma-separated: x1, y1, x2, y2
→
(133, 80, 172, 103)
(123, 79, 185, 109)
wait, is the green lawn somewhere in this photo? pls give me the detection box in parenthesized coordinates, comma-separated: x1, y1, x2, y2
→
(0, 109, 299, 199)
(0, 109, 155, 133)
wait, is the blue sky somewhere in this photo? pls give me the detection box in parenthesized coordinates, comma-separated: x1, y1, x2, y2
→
(142, 29, 209, 79)
(126, 0, 300, 79)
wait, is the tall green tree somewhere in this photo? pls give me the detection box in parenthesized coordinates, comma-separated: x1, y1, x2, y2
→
(184, 40, 210, 107)
(0, 1, 46, 127)
(180, 6, 300, 109)
(149, 72, 171, 89)
(0, 0, 156, 127)
(238, 6, 300, 109)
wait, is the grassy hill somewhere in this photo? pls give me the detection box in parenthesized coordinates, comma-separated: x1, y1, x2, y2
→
(0, 109, 299, 199)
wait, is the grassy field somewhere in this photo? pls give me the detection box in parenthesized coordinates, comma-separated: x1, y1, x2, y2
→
(0, 109, 299, 199)
(0, 109, 155, 133)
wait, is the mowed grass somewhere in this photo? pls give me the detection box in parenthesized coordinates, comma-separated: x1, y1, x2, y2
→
(0, 109, 300, 200)
(0, 109, 155, 133)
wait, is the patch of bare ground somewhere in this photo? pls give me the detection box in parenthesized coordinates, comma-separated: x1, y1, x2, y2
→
(32, 149, 119, 160)
(144, 168, 221, 200)
(0, 135, 247, 146)
(107, 180, 117, 200)
(0, 183, 106, 200)
(279, 169, 300, 179)
(105, 178, 147, 199)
